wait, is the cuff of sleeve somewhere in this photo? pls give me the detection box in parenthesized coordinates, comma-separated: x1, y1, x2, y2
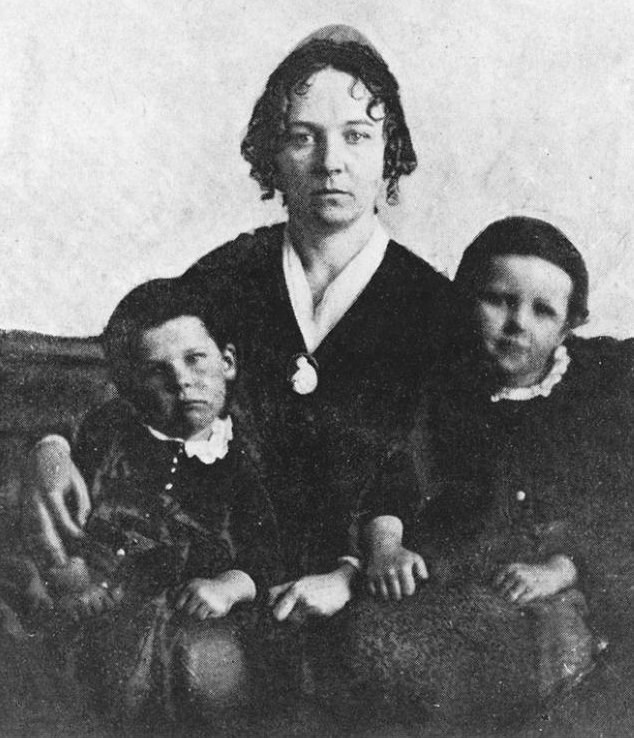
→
(36, 434, 72, 453)
(337, 555, 362, 572)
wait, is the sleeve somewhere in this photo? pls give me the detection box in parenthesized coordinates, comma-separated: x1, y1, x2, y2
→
(356, 392, 439, 543)
(357, 447, 418, 527)
(18, 409, 107, 573)
(222, 449, 284, 594)
(535, 520, 577, 561)
(72, 399, 137, 484)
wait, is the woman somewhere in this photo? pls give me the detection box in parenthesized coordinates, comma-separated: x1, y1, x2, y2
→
(181, 26, 449, 621)
(26, 25, 449, 623)
(340, 216, 634, 732)
(17, 26, 449, 727)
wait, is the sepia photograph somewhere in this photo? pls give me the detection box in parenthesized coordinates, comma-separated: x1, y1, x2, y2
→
(1, 1, 633, 735)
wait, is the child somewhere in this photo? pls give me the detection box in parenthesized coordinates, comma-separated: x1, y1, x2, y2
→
(22, 277, 281, 728)
(345, 217, 617, 729)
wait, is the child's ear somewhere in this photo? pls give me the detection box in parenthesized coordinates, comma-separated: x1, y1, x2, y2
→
(221, 344, 237, 381)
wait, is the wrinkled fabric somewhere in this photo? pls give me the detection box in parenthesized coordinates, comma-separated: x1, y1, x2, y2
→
(77, 592, 252, 729)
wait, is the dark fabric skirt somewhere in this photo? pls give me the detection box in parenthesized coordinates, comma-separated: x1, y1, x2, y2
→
(334, 584, 597, 731)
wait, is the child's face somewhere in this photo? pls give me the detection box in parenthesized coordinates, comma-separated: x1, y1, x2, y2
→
(474, 255, 572, 388)
(133, 316, 236, 439)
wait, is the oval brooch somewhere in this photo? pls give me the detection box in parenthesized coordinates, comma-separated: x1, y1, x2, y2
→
(288, 353, 319, 395)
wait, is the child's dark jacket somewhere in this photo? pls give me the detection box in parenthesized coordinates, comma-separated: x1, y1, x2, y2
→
(69, 399, 281, 597)
(362, 335, 634, 610)
(345, 336, 634, 727)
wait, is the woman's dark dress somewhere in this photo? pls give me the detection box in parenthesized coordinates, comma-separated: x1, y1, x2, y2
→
(182, 224, 449, 576)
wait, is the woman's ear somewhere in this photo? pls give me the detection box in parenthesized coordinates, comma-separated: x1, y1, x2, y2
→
(222, 344, 238, 381)
(558, 323, 573, 349)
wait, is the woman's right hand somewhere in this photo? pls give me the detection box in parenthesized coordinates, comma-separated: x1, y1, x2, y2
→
(22, 436, 91, 568)
(268, 564, 357, 622)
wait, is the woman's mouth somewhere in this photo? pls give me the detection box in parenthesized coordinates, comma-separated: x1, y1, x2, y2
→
(312, 188, 349, 197)
(179, 399, 207, 410)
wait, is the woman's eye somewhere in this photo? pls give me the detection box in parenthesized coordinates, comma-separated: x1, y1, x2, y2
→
(344, 130, 369, 144)
(287, 131, 314, 146)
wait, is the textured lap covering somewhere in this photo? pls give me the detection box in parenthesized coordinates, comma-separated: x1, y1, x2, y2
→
(338, 584, 596, 732)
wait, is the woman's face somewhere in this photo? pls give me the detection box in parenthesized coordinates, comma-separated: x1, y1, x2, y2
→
(474, 255, 572, 388)
(275, 67, 385, 231)
(132, 316, 236, 440)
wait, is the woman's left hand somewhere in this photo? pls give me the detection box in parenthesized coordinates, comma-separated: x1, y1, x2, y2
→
(268, 564, 356, 622)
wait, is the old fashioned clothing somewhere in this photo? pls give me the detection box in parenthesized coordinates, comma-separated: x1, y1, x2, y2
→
(73, 590, 252, 730)
(282, 220, 389, 352)
(182, 223, 449, 576)
(342, 335, 634, 728)
(69, 401, 280, 597)
(145, 414, 233, 465)
(13, 400, 282, 728)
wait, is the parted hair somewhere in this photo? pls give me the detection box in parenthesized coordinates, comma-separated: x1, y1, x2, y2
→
(241, 37, 417, 205)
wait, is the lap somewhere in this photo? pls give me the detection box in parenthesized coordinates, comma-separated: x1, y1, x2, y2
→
(77, 593, 255, 729)
(338, 583, 594, 729)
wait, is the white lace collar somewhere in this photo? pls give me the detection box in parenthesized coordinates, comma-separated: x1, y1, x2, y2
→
(490, 345, 570, 403)
(145, 416, 233, 464)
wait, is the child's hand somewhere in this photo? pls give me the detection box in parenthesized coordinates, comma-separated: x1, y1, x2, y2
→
(494, 555, 578, 605)
(362, 515, 428, 601)
(367, 545, 428, 601)
(176, 578, 234, 619)
(175, 571, 256, 620)
(58, 583, 118, 622)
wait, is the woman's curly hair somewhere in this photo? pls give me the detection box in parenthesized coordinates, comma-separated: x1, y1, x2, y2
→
(241, 39, 417, 205)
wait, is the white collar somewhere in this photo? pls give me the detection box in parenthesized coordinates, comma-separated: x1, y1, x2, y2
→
(145, 416, 233, 465)
(490, 345, 570, 403)
(282, 220, 389, 353)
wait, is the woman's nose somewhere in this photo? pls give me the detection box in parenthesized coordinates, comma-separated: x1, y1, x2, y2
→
(317, 133, 344, 174)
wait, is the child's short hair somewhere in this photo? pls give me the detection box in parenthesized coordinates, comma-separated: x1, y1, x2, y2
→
(102, 277, 230, 400)
(454, 216, 589, 330)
